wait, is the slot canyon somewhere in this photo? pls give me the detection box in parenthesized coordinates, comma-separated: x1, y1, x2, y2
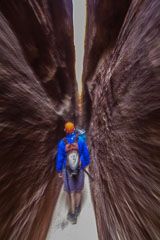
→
(0, 1, 160, 240)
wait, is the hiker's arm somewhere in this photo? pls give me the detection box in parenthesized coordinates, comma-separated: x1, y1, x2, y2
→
(81, 141, 90, 168)
(56, 141, 65, 173)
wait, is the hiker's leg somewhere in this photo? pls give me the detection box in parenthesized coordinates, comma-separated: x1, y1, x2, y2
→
(67, 193, 71, 212)
(63, 169, 74, 213)
(75, 191, 82, 208)
(75, 169, 84, 208)
(67, 192, 77, 224)
(70, 192, 76, 214)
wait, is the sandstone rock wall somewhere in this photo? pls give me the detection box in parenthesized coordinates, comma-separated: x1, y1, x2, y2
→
(83, 0, 160, 239)
(82, 0, 131, 128)
(0, 1, 76, 239)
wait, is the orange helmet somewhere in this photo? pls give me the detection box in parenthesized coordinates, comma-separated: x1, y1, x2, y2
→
(64, 121, 75, 133)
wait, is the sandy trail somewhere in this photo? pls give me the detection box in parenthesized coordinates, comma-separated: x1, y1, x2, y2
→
(46, 175, 99, 240)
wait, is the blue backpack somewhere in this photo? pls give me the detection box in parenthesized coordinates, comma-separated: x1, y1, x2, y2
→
(76, 128, 86, 142)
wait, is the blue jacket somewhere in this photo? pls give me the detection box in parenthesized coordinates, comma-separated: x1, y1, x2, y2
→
(56, 132, 90, 173)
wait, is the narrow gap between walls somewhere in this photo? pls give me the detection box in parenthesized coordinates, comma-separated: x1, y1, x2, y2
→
(72, 0, 87, 122)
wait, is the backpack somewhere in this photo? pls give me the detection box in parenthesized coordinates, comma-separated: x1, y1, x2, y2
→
(64, 134, 80, 176)
(76, 128, 86, 142)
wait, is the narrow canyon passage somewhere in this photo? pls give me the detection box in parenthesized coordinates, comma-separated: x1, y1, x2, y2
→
(47, 2, 98, 239)
(0, 1, 160, 240)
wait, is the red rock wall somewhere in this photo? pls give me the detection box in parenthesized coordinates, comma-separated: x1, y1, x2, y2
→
(0, 1, 75, 239)
(83, 0, 160, 240)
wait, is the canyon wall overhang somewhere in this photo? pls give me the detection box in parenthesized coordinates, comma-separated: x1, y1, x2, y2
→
(0, 1, 76, 239)
(82, 0, 131, 128)
(83, 0, 160, 240)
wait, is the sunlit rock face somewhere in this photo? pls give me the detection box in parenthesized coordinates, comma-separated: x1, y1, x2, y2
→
(0, 1, 75, 239)
(83, 0, 160, 240)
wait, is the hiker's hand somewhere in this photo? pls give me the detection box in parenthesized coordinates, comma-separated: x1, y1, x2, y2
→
(58, 173, 63, 178)
(85, 166, 89, 171)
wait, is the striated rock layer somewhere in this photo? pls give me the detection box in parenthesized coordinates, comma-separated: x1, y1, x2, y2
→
(82, 0, 131, 127)
(83, 0, 160, 240)
(0, 1, 76, 239)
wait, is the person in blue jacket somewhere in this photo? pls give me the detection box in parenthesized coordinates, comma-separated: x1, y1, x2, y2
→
(56, 121, 90, 224)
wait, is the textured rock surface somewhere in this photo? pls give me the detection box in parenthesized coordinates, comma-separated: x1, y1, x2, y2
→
(0, 1, 76, 239)
(83, 0, 160, 240)
(82, 0, 131, 127)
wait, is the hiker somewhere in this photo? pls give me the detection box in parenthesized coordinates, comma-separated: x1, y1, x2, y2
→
(56, 121, 90, 224)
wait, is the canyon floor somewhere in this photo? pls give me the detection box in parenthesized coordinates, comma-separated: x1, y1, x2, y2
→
(46, 174, 99, 240)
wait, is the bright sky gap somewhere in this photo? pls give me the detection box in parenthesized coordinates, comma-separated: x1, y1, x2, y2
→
(72, 0, 86, 95)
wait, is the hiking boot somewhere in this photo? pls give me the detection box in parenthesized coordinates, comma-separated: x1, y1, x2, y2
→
(67, 212, 77, 224)
(75, 205, 81, 217)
